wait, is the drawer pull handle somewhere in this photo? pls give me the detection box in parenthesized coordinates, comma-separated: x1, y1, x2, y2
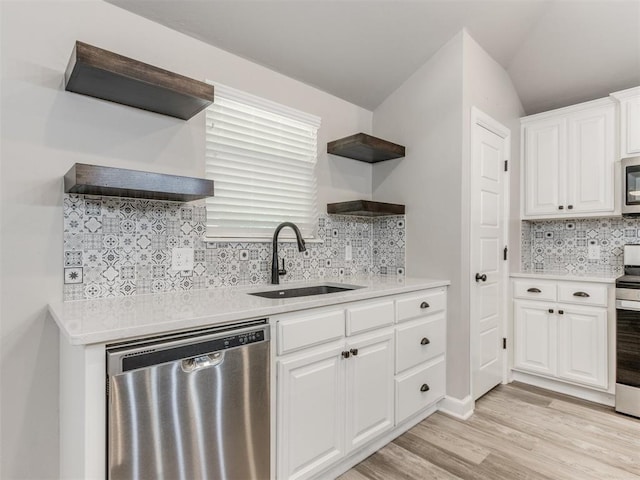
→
(350, 348, 359, 356)
(548, 308, 554, 314)
(527, 288, 541, 293)
(573, 291, 590, 298)
(420, 383, 430, 392)
(341, 351, 350, 359)
(420, 337, 430, 346)
(420, 301, 430, 309)
(558, 310, 564, 315)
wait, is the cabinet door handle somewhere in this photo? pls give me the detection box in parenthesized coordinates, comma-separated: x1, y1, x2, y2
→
(475, 273, 487, 282)
(567, 205, 574, 210)
(558, 205, 564, 210)
(420, 383, 430, 392)
(573, 291, 590, 298)
(527, 287, 541, 293)
(350, 348, 359, 356)
(420, 337, 430, 346)
(558, 310, 564, 315)
(341, 351, 350, 359)
(548, 308, 554, 313)
(420, 301, 430, 309)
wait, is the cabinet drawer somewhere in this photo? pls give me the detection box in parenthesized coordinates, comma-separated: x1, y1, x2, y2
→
(513, 280, 557, 302)
(396, 288, 446, 323)
(396, 359, 445, 424)
(395, 313, 445, 373)
(557, 282, 608, 307)
(346, 300, 394, 336)
(277, 309, 345, 355)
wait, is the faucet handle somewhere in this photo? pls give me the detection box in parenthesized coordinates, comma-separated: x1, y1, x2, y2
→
(278, 258, 287, 276)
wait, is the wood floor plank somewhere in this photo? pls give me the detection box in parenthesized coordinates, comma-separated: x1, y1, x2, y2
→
(355, 442, 462, 480)
(336, 469, 370, 480)
(476, 396, 640, 477)
(407, 419, 491, 464)
(478, 393, 640, 462)
(342, 381, 640, 480)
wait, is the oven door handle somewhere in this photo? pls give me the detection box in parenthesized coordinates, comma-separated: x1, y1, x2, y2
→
(616, 299, 640, 311)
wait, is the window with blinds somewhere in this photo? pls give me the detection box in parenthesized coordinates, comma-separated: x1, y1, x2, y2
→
(205, 84, 321, 239)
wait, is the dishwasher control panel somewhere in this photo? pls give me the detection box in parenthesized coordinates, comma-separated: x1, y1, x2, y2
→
(224, 329, 265, 348)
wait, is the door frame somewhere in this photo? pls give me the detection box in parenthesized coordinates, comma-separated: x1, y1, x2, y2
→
(469, 107, 511, 401)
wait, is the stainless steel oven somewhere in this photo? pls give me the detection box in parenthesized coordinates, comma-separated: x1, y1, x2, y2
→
(615, 245, 640, 417)
(622, 157, 640, 216)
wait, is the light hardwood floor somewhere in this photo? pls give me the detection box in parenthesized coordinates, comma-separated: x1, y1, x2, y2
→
(339, 382, 640, 480)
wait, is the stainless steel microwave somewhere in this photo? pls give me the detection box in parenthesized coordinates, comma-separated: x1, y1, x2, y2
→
(622, 157, 640, 216)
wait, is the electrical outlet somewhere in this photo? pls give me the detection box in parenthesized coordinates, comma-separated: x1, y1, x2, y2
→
(172, 248, 194, 271)
(588, 242, 600, 260)
(345, 239, 352, 261)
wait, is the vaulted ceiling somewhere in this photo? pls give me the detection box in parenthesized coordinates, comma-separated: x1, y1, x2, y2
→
(106, 0, 640, 114)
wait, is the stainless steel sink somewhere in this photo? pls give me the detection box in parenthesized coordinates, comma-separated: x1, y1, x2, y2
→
(249, 284, 362, 299)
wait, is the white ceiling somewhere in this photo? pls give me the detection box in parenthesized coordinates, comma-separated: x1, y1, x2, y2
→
(106, 0, 640, 114)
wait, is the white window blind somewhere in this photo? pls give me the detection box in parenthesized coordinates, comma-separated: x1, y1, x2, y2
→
(205, 84, 321, 239)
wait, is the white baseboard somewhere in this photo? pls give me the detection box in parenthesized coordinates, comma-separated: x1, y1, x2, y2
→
(438, 395, 474, 420)
(512, 371, 615, 406)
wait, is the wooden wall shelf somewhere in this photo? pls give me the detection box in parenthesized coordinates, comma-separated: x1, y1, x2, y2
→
(64, 163, 214, 202)
(327, 133, 405, 163)
(64, 41, 215, 120)
(327, 200, 405, 217)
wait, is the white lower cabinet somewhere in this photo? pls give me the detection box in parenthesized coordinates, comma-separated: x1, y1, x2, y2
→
(556, 305, 607, 387)
(277, 344, 346, 480)
(276, 288, 447, 480)
(277, 329, 394, 480)
(512, 279, 610, 391)
(513, 301, 556, 376)
(345, 330, 395, 453)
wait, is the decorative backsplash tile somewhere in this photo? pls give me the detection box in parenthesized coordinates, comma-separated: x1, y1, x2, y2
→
(521, 217, 640, 275)
(63, 194, 405, 300)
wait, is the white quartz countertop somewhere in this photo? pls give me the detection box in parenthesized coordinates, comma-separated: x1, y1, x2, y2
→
(49, 276, 450, 346)
(510, 271, 619, 284)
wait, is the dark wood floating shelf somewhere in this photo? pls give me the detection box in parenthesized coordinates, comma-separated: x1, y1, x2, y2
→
(64, 163, 214, 202)
(327, 133, 405, 163)
(327, 200, 405, 217)
(64, 41, 215, 120)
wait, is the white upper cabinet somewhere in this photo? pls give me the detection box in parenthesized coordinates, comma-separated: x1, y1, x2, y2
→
(611, 86, 640, 159)
(521, 98, 616, 219)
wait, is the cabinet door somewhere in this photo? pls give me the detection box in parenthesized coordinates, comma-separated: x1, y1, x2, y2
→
(277, 345, 345, 480)
(523, 118, 566, 217)
(345, 329, 394, 453)
(621, 95, 640, 158)
(556, 305, 607, 389)
(566, 104, 615, 214)
(513, 301, 556, 376)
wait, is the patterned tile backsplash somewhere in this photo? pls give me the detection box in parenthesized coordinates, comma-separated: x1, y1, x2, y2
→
(521, 217, 640, 275)
(62, 194, 405, 300)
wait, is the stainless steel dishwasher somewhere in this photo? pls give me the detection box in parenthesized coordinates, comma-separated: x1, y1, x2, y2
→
(106, 319, 270, 480)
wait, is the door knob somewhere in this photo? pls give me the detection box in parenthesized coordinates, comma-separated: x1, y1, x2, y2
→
(341, 351, 350, 359)
(475, 273, 487, 282)
(350, 348, 359, 356)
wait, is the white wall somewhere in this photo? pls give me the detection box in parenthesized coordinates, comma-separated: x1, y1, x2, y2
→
(372, 32, 466, 397)
(0, 1, 373, 477)
(372, 30, 523, 401)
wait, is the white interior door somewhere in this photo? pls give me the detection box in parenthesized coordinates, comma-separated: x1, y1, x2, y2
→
(470, 108, 509, 401)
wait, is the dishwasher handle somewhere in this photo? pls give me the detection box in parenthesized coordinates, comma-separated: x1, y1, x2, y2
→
(181, 352, 225, 372)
